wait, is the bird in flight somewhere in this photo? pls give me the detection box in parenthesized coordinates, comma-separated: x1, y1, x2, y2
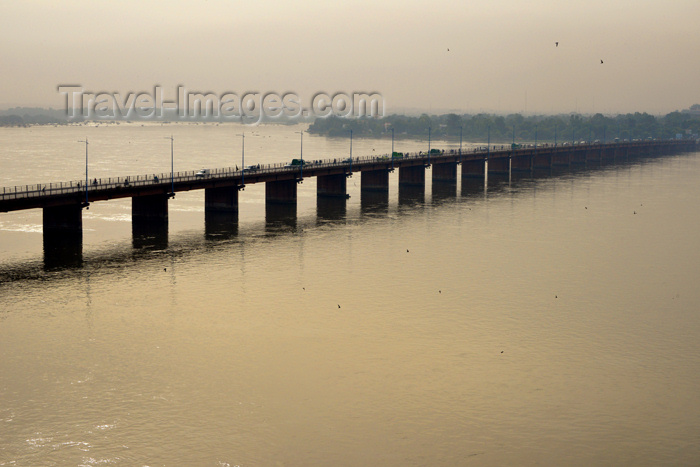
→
(601, 59, 604, 64)
(555, 42, 558, 47)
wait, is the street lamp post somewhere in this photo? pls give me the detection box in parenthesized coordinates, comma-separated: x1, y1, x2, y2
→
(459, 125, 463, 164)
(165, 135, 175, 198)
(487, 126, 491, 159)
(427, 126, 431, 166)
(348, 129, 353, 174)
(391, 127, 395, 170)
(238, 132, 245, 189)
(297, 130, 304, 181)
(533, 124, 538, 172)
(78, 138, 89, 209)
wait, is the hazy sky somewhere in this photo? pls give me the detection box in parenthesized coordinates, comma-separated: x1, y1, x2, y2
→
(1, 0, 699, 115)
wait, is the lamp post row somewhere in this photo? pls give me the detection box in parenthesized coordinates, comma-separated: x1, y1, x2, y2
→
(77, 138, 89, 209)
(76, 123, 616, 204)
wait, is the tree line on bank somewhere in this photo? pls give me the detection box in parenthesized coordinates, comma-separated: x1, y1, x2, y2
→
(3, 105, 700, 142)
(308, 108, 700, 143)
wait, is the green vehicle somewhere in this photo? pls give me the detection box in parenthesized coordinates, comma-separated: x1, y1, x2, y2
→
(392, 152, 404, 159)
(284, 159, 307, 168)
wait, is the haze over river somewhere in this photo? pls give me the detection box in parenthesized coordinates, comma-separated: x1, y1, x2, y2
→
(1, 123, 699, 466)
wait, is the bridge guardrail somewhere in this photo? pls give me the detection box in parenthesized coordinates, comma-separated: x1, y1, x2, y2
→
(0, 150, 427, 201)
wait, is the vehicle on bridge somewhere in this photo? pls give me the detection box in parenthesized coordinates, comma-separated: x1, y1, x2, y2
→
(285, 159, 308, 168)
(243, 165, 260, 173)
(195, 169, 211, 178)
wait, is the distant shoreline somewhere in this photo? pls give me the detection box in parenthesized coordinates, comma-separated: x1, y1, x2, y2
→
(1, 107, 699, 143)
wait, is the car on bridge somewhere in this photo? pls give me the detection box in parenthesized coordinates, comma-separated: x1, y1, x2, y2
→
(195, 169, 211, 178)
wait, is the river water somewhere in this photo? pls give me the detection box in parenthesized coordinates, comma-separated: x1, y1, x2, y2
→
(1, 123, 699, 466)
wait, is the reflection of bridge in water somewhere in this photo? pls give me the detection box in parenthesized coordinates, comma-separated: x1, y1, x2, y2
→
(0, 139, 695, 268)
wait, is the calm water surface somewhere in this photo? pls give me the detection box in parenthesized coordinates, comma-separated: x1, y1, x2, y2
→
(1, 124, 699, 466)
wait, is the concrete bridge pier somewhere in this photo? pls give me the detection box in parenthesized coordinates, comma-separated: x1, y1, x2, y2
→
(205, 211, 238, 240)
(398, 165, 425, 203)
(601, 147, 615, 164)
(432, 181, 457, 200)
(266, 180, 297, 204)
(265, 180, 297, 229)
(615, 146, 628, 162)
(487, 157, 510, 186)
(461, 159, 485, 179)
(571, 149, 587, 165)
(531, 152, 552, 171)
(552, 151, 572, 168)
(487, 157, 510, 176)
(399, 165, 425, 186)
(205, 186, 239, 213)
(266, 203, 296, 229)
(432, 161, 457, 200)
(361, 190, 389, 214)
(317, 174, 347, 198)
(316, 174, 348, 221)
(317, 196, 347, 221)
(511, 154, 533, 173)
(584, 149, 600, 165)
(361, 168, 390, 192)
(43, 204, 83, 269)
(530, 150, 553, 176)
(204, 186, 239, 239)
(461, 177, 485, 197)
(361, 169, 389, 212)
(132, 194, 169, 249)
(432, 161, 457, 183)
(398, 184, 425, 206)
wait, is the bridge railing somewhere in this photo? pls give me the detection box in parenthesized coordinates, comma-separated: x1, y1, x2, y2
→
(0, 151, 427, 201)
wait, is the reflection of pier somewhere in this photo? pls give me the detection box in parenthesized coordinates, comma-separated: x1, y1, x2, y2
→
(0, 139, 694, 267)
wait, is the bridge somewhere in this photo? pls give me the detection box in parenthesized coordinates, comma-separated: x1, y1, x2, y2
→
(0, 139, 695, 266)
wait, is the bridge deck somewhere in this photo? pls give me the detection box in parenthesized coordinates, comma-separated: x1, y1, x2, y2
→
(0, 140, 693, 213)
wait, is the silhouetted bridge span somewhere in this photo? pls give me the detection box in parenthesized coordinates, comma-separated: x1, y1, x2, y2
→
(0, 139, 695, 265)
